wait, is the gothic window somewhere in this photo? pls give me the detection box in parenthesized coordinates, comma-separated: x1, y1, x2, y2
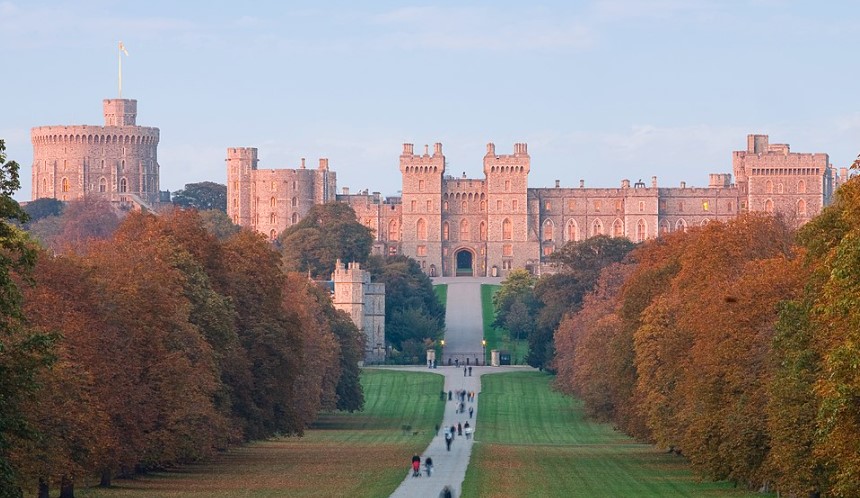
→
(42, 178, 47, 194)
(636, 219, 646, 242)
(502, 218, 512, 240)
(291, 213, 298, 224)
(270, 230, 277, 240)
(505, 180, 511, 191)
(639, 201, 644, 212)
(727, 202, 733, 212)
(417, 218, 427, 240)
(543, 220, 553, 241)
(119, 178, 127, 193)
(389, 220, 400, 241)
(270, 213, 276, 224)
(512, 199, 518, 211)
(270, 197, 276, 208)
(764, 199, 774, 213)
(416, 245, 427, 256)
(443, 222, 449, 241)
(612, 219, 623, 238)
(460, 220, 469, 241)
(701, 219, 710, 227)
(766, 180, 773, 194)
(798, 180, 806, 193)
(592, 219, 603, 236)
(480, 221, 487, 241)
(676, 219, 688, 232)
(797, 199, 807, 216)
(480, 200, 486, 211)
(61, 177, 69, 193)
(777, 183, 784, 194)
(99, 177, 107, 193)
(461, 201, 467, 211)
(291, 197, 298, 207)
(660, 221, 670, 234)
(444, 201, 449, 211)
(233, 198, 238, 208)
(566, 220, 578, 242)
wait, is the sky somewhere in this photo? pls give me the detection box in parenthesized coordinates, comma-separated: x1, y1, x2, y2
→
(2, 0, 859, 202)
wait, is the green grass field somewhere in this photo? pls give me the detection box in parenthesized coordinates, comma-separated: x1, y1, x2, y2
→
(461, 371, 762, 498)
(73, 369, 444, 498)
(480, 284, 527, 365)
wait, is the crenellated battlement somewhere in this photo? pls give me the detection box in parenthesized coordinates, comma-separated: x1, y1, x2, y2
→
(484, 142, 530, 175)
(400, 142, 445, 174)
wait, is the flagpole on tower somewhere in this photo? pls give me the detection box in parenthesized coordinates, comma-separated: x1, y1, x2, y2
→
(118, 41, 129, 98)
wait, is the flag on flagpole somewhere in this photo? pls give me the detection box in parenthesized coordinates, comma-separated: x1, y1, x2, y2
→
(119, 41, 129, 56)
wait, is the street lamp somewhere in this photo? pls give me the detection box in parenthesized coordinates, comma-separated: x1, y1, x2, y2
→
(481, 339, 486, 366)
(440, 339, 445, 366)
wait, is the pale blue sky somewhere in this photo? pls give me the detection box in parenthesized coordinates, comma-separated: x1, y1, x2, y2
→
(2, 0, 859, 201)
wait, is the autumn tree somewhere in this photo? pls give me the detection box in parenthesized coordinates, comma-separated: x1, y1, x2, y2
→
(279, 202, 373, 278)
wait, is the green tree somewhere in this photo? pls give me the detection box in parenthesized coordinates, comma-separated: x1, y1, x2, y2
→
(279, 203, 373, 278)
(0, 139, 56, 497)
(22, 198, 63, 224)
(171, 182, 227, 211)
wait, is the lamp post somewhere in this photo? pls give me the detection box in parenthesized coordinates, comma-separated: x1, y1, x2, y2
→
(482, 339, 486, 366)
(440, 339, 445, 366)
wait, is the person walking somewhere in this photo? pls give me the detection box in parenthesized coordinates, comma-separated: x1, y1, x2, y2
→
(445, 430, 453, 451)
(425, 456, 434, 477)
(468, 366, 472, 376)
(469, 406, 474, 419)
(463, 366, 467, 376)
(457, 422, 462, 436)
(412, 454, 421, 477)
(440, 485, 454, 498)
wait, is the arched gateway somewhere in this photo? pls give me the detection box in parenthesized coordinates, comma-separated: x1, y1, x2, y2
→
(455, 249, 474, 277)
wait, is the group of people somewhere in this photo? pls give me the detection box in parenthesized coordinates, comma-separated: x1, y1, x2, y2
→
(412, 454, 433, 477)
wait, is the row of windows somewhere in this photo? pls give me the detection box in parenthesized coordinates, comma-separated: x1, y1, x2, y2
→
(41, 177, 134, 195)
(410, 218, 515, 241)
(33, 134, 157, 145)
(763, 179, 806, 194)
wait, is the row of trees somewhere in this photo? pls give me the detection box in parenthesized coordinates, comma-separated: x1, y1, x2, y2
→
(0, 157, 365, 497)
(553, 177, 860, 496)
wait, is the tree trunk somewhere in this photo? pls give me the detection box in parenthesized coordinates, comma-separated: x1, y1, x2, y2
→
(37, 478, 49, 498)
(99, 469, 112, 487)
(59, 475, 74, 498)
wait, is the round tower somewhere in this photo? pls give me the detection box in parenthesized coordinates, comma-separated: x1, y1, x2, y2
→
(226, 147, 258, 226)
(31, 98, 160, 206)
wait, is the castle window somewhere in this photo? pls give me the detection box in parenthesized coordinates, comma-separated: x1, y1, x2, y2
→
(679, 201, 684, 212)
(121, 160, 125, 171)
(512, 199, 518, 211)
(270, 213, 276, 224)
(233, 215, 238, 224)
(568, 200, 576, 210)
(798, 180, 806, 193)
(497, 200, 502, 211)
(660, 221, 670, 234)
(119, 178, 127, 193)
(460, 220, 469, 241)
(612, 219, 623, 238)
(417, 245, 427, 256)
(592, 219, 603, 236)
(292, 181, 297, 190)
(461, 201, 467, 211)
(727, 202, 733, 212)
(427, 200, 432, 211)
(417, 218, 427, 240)
(42, 178, 47, 194)
(443, 222, 449, 240)
(292, 213, 298, 224)
(480, 221, 487, 241)
(419, 180, 425, 191)
(615, 200, 622, 211)
(659, 200, 667, 211)
(543, 246, 553, 256)
(777, 183, 784, 194)
(764, 199, 774, 213)
(270, 230, 277, 240)
(503, 244, 513, 257)
(271, 181, 276, 191)
(502, 218, 512, 240)
(411, 200, 417, 212)
(291, 197, 298, 207)
(543, 220, 553, 241)
(480, 200, 486, 211)
(636, 219, 646, 242)
(99, 177, 107, 193)
(566, 220, 578, 242)
(594, 200, 601, 212)
(502, 260, 512, 270)
(233, 198, 238, 208)
(676, 219, 688, 232)
(766, 180, 773, 194)
(388, 246, 398, 256)
(545, 201, 552, 211)
(444, 201, 449, 211)
(702, 201, 709, 211)
(639, 201, 645, 212)
(389, 220, 400, 241)
(61, 177, 69, 193)
(505, 180, 511, 192)
(270, 197, 276, 208)
(797, 199, 807, 216)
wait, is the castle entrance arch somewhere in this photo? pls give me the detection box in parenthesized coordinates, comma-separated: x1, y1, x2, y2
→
(455, 249, 474, 277)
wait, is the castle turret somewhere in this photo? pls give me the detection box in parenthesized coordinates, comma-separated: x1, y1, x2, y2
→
(226, 147, 258, 227)
(332, 259, 386, 363)
(399, 142, 445, 276)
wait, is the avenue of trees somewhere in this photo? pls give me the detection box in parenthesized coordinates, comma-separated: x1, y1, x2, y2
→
(0, 157, 366, 497)
(551, 177, 860, 496)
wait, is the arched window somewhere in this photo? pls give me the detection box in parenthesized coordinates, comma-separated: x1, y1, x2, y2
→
(764, 199, 774, 213)
(461, 200, 467, 211)
(119, 178, 127, 193)
(480, 221, 487, 241)
(291, 213, 298, 224)
(389, 220, 400, 241)
(270, 213, 276, 224)
(700, 219, 710, 227)
(270, 230, 277, 240)
(777, 183, 784, 194)
(797, 199, 807, 216)
(442, 222, 449, 240)
(42, 178, 48, 194)
(660, 221, 670, 234)
(61, 177, 69, 193)
(460, 219, 469, 241)
(480, 200, 486, 211)
(636, 219, 646, 242)
(566, 220, 578, 242)
(233, 198, 238, 208)
(798, 180, 806, 193)
(543, 220, 553, 241)
(505, 180, 511, 191)
(766, 180, 774, 194)
(676, 219, 688, 232)
(512, 199, 518, 211)
(99, 177, 107, 193)
(502, 218, 512, 240)
(592, 219, 603, 236)
(270, 197, 276, 207)
(291, 197, 298, 207)
(612, 219, 623, 238)
(417, 218, 427, 240)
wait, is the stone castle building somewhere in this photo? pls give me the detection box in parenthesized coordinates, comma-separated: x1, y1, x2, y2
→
(331, 260, 385, 363)
(31, 99, 162, 208)
(228, 135, 847, 279)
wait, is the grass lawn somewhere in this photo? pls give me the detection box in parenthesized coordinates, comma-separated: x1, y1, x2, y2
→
(461, 371, 763, 498)
(480, 284, 528, 365)
(74, 370, 444, 498)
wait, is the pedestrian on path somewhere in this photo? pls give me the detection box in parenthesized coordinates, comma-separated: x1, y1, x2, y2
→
(464, 421, 472, 440)
(457, 422, 462, 436)
(412, 454, 421, 477)
(464, 366, 467, 376)
(425, 456, 434, 476)
(440, 485, 454, 498)
(468, 366, 472, 376)
(445, 430, 453, 451)
(469, 406, 473, 419)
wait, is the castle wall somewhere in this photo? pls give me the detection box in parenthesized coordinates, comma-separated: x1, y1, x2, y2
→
(331, 260, 386, 363)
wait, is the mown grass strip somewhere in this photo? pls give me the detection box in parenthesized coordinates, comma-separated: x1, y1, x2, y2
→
(462, 371, 762, 497)
(480, 284, 527, 364)
(76, 370, 444, 498)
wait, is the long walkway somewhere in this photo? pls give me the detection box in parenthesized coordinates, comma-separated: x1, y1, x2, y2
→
(389, 277, 530, 498)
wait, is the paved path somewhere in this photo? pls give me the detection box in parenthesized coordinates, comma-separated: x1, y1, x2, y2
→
(384, 365, 527, 498)
(432, 277, 501, 366)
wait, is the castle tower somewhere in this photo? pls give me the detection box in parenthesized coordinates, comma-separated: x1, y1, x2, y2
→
(331, 259, 385, 363)
(483, 143, 537, 277)
(399, 143, 445, 277)
(31, 98, 161, 206)
(226, 147, 258, 227)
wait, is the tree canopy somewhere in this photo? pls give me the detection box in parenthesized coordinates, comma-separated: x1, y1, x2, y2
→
(171, 182, 227, 211)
